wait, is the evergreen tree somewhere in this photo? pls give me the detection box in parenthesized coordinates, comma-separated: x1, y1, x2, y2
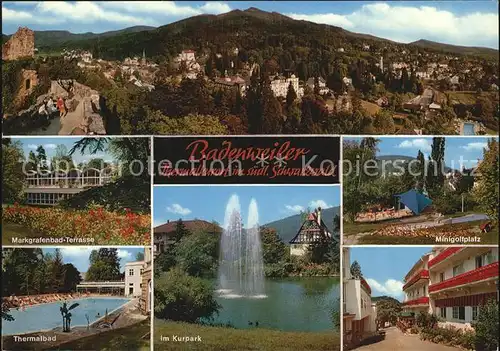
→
(246, 71, 263, 134)
(314, 76, 321, 96)
(50, 249, 65, 293)
(350, 260, 363, 279)
(36, 145, 48, 170)
(427, 137, 446, 195)
(261, 77, 283, 134)
(285, 81, 297, 109)
(400, 67, 409, 92)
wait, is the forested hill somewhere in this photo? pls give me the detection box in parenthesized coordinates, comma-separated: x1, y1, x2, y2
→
(2, 25, 155, 48)
(25, 7, 498, 62)
(410, 39, 499, 61)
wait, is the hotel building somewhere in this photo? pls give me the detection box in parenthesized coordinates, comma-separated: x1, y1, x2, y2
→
(124, 260, 144, 298)
(343, 247, 377, 345)
(24, 168, 113, 206)
(402, 247, 498, 328)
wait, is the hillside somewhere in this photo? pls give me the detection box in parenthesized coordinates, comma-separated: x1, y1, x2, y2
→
(372, 295, 402, 304)
(263, 206, 340, 244)
(410, 39, 498, 61)
(7, 7, 496, 62)
(2, 25, 155, 49)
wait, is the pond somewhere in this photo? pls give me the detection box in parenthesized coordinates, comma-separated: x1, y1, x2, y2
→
(209, 277, 339, 332)
(2, 297, 131, 336)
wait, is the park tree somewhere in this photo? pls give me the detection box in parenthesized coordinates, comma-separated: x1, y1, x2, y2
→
(175, 231, 220, 277)
(473, 139, 499, 223)
(49, 249, 65, 293)
(261, 78, 283, 134)
(86, 249, 121, 281)
(61, 263, 81, 293)
(154, 268, 220, 323)
(376, 297, 402, 328)
(261, 227, 287, 264)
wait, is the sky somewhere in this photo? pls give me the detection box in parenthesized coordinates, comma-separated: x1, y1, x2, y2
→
(2, 1, 498, 49)
(153, 185, 341, 227)
(349, 247, 431, 301)
(345, 136, 498, 169)
(43, 247, 144, 273)
(10, 137, 114, 165)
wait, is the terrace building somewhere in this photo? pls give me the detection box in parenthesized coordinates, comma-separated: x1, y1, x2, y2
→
(343, 247, 377, 346)
(289, 208, 332, 256)
(24, 168, 113, 206)
(402, 247, 499, 329)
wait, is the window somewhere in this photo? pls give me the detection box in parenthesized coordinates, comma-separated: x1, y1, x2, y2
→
(472, 306, 478, 321)
(453, 264, 464, 277)
(423, 285, 426, 295)
(458, 306, 465, 320)
(25, 79, 31, 90)
(128, 269, 134, 276)
(439, 272, 445, 282)
(475, 255, 483, 269)
(452, 307, 459, 319)
(440, 307, 447, 318)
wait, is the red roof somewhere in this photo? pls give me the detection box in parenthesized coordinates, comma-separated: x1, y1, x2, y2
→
(154, 220, 221, 234)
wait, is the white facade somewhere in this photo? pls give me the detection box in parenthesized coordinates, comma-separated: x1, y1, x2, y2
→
(124, 261, 145, 297)
(402, 247, 499, 329)
(269, 75, 301, 98)
(176, 50, 196, 62)
(343, 247, 377, 343)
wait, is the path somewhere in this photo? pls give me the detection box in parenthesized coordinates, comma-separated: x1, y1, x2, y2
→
(59, 98, 86, 135)
(356, 327, 460, 351)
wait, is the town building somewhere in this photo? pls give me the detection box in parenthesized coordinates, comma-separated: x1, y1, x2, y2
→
(24, 168, 113, 206)
(154, 219, 221, 254)
(124, 260, 145, 297)
(140, 247, 152, 314)
(306, 77, 329, 95)
(402, 247, 499, 329)
(289, 208, 332, 256)
(269, 74, 301, 98)
(175, 49, 196, 63)
(214, 74, 248, 96)
(343, 247, 377, 346)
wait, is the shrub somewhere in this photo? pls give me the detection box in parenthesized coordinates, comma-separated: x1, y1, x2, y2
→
(154, 267, 220, 323)
(420, 325, 475, 350)
(473, 299, 499, 351)
(416, 312, 438, 329)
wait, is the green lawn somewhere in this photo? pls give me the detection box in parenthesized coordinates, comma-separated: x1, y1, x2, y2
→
(1, 221, 42, 245)
(358, 220, 497, 245)
(47, 320, 150, 351)
(154, 320, 339, 351)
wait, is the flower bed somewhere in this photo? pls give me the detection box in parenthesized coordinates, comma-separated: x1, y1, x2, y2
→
(2, 203, 150, 245)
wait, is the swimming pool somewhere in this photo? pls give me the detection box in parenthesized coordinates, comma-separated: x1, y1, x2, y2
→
(463, 122, 475, 135)
(2, 297, 131, 336)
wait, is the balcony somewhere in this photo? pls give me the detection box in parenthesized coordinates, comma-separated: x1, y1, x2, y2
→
(429, 261, 499, 293)
(403, 270, 429, 291)
(402, 296, 429, 307)
(428, 248, 464, 268)
(361, 277, 371, 295)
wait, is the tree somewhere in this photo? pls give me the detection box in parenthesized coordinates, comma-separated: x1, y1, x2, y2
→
(2, 141, 25, 203)
(285, 81, 297, 108)
(154, 268, 220, 323)
(373, 110, 396, 134)
(261, 78, 283, 134)
(473, 139, 499, 223)
(49, 249, 65, 293)
(473, 299, 499, 351)
(427, 137, 446, 196)
(86, 249, 121, 281)
(174, 231, 219, 277)
(36, 145, 48, 170)
(261, 227, 287, 264)
(136, 251, 145, 261)
(61, 263, 81, 292)
(375, 297, 402, 328)
(350, 261, 362, 279)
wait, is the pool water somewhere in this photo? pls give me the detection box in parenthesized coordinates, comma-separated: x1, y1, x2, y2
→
(463, 123, 475, 135)
(2, 297, 130, 335)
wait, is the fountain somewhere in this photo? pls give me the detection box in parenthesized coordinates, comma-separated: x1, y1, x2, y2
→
(217, 194, 266, 298)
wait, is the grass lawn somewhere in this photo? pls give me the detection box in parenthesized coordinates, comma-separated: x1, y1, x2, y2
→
(154, 320, 339, 351)
(358, 220, 497, 245)
(47, 320, 150, 351)
(1, 221, 42, 245)
(361, 100, 381, 116)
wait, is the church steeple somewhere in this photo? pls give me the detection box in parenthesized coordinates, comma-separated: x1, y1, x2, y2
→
(141, 49, 146, 65)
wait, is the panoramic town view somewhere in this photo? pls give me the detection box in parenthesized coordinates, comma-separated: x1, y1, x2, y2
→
(1, 137, 151, 245)
(343, 136, 499, 245)
(343, 247, 498, 351)
(153, 186, 340, 350)
(2, 2, 498, 136)
(2, 247, 152, 350)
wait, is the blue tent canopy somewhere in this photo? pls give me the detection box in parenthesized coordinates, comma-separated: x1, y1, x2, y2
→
(395, 189, 432, 215)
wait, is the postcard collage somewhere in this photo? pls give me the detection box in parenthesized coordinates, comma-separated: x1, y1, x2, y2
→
(1, 1, 499, 351)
